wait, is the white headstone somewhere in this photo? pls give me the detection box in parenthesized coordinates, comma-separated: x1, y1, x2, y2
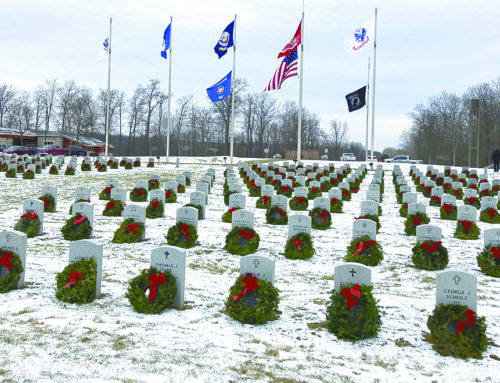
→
(334, 263, 371, 292)
(457, 205, 477, 222)
(150, 246, 186, 308)
(74, 186, 91, 202)
(72, 202, 94, 237)
(271, 195, 288, 211)
(175, 175, 187, 187)
(164, 181, 178, 193)
(189, 191, 206, 219)
(240, 255, 275, 284)
(288, 214, 311, 238)
(313, 197, 330, 212)
(261, 185, 274, 198)
(416, 224, 442, 244)
(484, 228, 500, 247)
(176, 207, 198, 229)
(436, 270, 477, 312)
(231, 209, 254, 230)
(229, 193, 246, 210)
(0, 230, 27, 288)
(69, 239, 103, 297)
(352, 219, 376, 241)
(111, 187, 127, 202)
(123, 205, 146, 224)
(441, 194, 457, 206)
(22, 200, 44, 235)
(360, 200, 379, 216)
(41, 185, 57, 211)
(408, 202, 426, 215)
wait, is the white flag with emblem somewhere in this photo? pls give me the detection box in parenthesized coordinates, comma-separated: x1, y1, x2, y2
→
(344, 18, 374, 55)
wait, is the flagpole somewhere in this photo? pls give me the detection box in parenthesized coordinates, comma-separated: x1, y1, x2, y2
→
(365, 57, 370, 162)
(297, 10, 304, 162)
(105, 17, 112, 161)
(166, 16, 173, 164)
(370, 8, 378, 161)
(229, 14, 237, 165)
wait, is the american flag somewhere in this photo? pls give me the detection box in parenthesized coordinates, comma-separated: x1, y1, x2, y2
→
(264, 49, 298, 91)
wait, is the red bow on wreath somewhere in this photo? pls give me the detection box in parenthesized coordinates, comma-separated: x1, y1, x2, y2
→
(412, 215, 422, 227)
(341, 284, 361, 308)
(454, 189, 461, 196)
(331, 198, 339, 204)
(261, 196, 270, 206)
(489, 247, 500, 258)
(431, 196, 441, 204)
(277, 207, 284, 216)
(482, 190, 489, 196)
(43, 198, 49, 209)
(421, 241, 442, 253)
(21, 210, 38, 220)
(0, 252, 13, 271)
(355, 240, 376, 255)
(249, 180, 257, 188)
(166, 190, 173, 198)
(232, 273, 260, 302)
(179, 224, 190, 240)
(228, 207, 239, 214)
(136, 189, 145, 196)
(148, 272, 166, 302)
(342, 190, 349, 196)
(318, 209, 328, 222)
(353, 188, 359, 193)
(296, 197, 305, 204)
(73, 215, 88, 225)
(62, 270, 84, 289)
(282, 186, 290, 192)
(293, 238, 303, 251)
(152, 200, 160, 209)
(459, 220, 472, 234)
(151, 180, 157, 186)
(456, 309, 476, 336)
(239, 230, 254, 239)
(486, 209, 496, 218)
(466, 197, 477, 205)
(443, 203, 453, 212)
(127, 222, 140, 235)
(106, 200, 116, 210)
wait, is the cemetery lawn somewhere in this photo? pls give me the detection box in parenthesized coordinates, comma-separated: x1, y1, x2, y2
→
(0, 157, 499, 383)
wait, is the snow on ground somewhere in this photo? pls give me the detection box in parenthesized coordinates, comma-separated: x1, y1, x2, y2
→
(0, 156, 499, 383)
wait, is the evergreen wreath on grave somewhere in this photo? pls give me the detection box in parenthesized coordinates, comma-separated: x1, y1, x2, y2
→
(309, 208, 332, 230)
(436, 177, 444, 186)
(356, 214, 381, 233)
(177, 184, 185, 194)
(61, 214, 92, 241)
(112, 218, 145, 243)
(130, 187, 148, 202)
(444, 168, 451, 176)
(120, 159, 126, 167)
(147, 162, 154, 168)
(429, 196, 441, 207)
(224, 190, 237, 206)
(330, 197, 343, 213)
(49, 165, 58, 175)
(453, 188, 464, 200)
(125, 162, 133, 169)
(6, 168, 16, 178)
(479, 189, 490, 198)
(22, 169, 34, 179)
(476, 244, 500, 277)
(126, 267, 177, 314)
(256, 195, 271, 209)
(221, 207, 240, 223)
(265, 206, 288, 225)
(439, 203, 457, 220)
(349, 182, 360, 194)
(0, 162, 7, 172)
(325, 283, 381, 341)
(97, 164, 107, 172)
(284, 232, 315, 260)
(341, 189, 351, 201)
(0, 249, 23, 294)
(148, 179, 160, 191)
(185, 177, 192, 187)
(133, 160, 140, 167)
(330, 177, 339, 187)
(55, 258, 97, 304)
(454, 220, 480, 240)
(99, 186, 113, 200)
(480, 208, 500, 224)
(345, 235, 383, 266)
(277, 185, 293, 198)
(102, 199, 124, 216)
(443, 183, 453, 194)
(459, 178, 468, 187)
(463, 196, 480, 209)
(224, 273, 280, 324)
(39, 194, 55, 213)
(224, 227, 260, 255)
(65, 166, 75, 175)
(307, 187, 322, 200)
(247, 180, 261, 197)
(14, 210, 41, 238)
(166, 222, 198, 249)
(81, 162, 91, 171)
(320, 180, 331, 192)
(425, 304, 487, 359)
(184, 203, 202, 220)
(272, 179, 282, 189)
(165, 189, 177, 203)
(423, 186, 433, 198)
(289, 196, 308, 211)
(146, 199, 164, 219)
(17, 164, 24, 173)
(404, 212, 430, 236)
(411, 240, 448, 270)
(110, 161, 118, 169)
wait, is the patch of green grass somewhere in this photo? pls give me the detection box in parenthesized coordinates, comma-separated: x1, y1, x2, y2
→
(394, 337, 414, 348)
(421, 275, 435, 284)
(321, 274, 334, 280)
(307, 321, 329, 330)
(312, 298, 326, 305)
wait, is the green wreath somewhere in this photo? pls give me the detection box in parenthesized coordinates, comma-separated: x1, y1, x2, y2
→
(184, 203, 202, 220)
(130, 187, 148, 202)
(453, 188, 464, 200)
(223, 190, 235, 206)
(110, 161, 118, 169)
(454, 221, 480, 240)
(39, 194, 55, 213)
(289, 196, 308, 211)
(248, 184, 261, 197)
(277, 185, 293, 198)
(185, 177, 191, 186)
(411, 240, 449, 270)
(222, 207, 240, 223)
(429, 196, 441, 207)
(102, 199, 123, 217)
(146, 199, 164, 219)
(463, 197, 480, 209)
(480, 209, 500, 224)
(148, 179, 160, 191)
(345, 235, 384, 266)
(112, 218, 145, 243)
(357, 214, 381, 233)
(309, 208, 332, 230)
(177, 184, 185, 194)
(98, 186, 113, 200)
(125, 266, 177, 314)
(426, 304, 487, 359)
(349, 182, 360, 193)
(224, 226, 260, 255)
(399, 203, 409, 217)
(81, 163, 91, 172)
(49, 166, 58, 175)
(22, 170, 34, 179)
(0, 162, 7, 172)
(476, 244, 500, 277)
(133, 160, 141, 167)
(147, 162, 155, 168)
(55, 258, 97, 304)
(256, 195, 271, 209)
(330, 198, 343, 213)
(265, 206, 288, 225)
(423, 187, 433, 198)
(14, 212, 41, 238)
(404, 212, 430, 236)
(325, 284, 381, 341)
(61, 214, 92, 241)
(224, 273, 280, 324)
(341, 189, 351, 201)
(65, 167, 75, 175)
(307, 187, 322, 200)
(97, 164, 107, 172)
(165, 189, 177, 203)
(284, 232, 315, 260)
(320, 181, 331, 192)
(166, 222, 198, 249)
(440, 204, 457, 220)
(0, 249, 23, 293)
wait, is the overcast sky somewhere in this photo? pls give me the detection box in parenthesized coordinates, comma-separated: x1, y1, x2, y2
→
(1, 0, 499, 151)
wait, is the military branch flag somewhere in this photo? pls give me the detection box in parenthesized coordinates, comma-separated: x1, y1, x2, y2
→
(344, 18, 374, 55)
(345, 86, 367, 112)
(214, 21, 235, 59)
(207, 71, 232, 102)
(98, 37, 109, 60)
(161, 23, 171, 59)
(264, 49, 298, 91)
(278, 21, 302, 58)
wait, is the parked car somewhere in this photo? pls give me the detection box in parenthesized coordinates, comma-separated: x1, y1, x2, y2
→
(66, 145, 87, 156)
(43, 145, 69, 156)
(384, 155, 423, 164)
(366, 155, 378, 162)
(340, 153, 356, 161)
(5, 146, 37, 155)
(273, 153, 282, 159)
(0, 144, 7, 152)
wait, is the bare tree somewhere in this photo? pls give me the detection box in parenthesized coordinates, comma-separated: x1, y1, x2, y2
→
(57, 80, 77, 134)
(329, 119, 348, 160)
(38, 79, 58, 141)
(253, 93, 277, 157)
(0, 83, 17, 129)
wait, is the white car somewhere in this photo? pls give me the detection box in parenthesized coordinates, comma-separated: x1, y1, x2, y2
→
(340, 153, 356, 161)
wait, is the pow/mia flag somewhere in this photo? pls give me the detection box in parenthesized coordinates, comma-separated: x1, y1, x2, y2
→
(345, 86, 367, 112)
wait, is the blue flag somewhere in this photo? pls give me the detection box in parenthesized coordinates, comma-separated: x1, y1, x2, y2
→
(161, 23, 171, 59)
(206, 71, 232, 102)
(214, 21, 234, 59)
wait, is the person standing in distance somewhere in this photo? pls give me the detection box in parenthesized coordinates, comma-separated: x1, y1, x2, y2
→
(492, 149, 500, 172)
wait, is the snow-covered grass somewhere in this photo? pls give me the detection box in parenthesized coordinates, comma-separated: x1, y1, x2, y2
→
(0, 157, 499, 383)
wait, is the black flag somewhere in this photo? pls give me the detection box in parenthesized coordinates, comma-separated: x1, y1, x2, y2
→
(345, 86, 367, 112)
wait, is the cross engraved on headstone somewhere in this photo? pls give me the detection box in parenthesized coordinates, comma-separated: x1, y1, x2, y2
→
(349, 269, 357, 277)
(453, 275, 461, 285)
(131, 207, 136, 212)
(253, 259, 260, 268)
(30, 202, 33, 206)
(5, 234, 11, 242)
(164, 251, 169, 260)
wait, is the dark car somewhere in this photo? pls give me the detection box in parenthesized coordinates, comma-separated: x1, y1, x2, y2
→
(0, 144, 7, 152)
(66, 145, 87, 156)
(5, 146, 37, 155)
(43, 145, 69, 156)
